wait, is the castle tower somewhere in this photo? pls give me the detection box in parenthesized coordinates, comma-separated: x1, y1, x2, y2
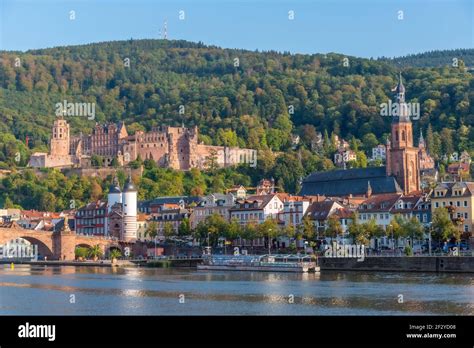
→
(386, 73, 420, 194)
(50, 118, 70, 157)
(188, 125, 199, 169)
(122, 174, 137, 241)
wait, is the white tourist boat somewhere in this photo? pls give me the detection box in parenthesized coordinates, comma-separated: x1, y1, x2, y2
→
(197, 254, 319, 273)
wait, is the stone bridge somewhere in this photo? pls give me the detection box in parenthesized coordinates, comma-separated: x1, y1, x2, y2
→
(0, 225, 132, 261)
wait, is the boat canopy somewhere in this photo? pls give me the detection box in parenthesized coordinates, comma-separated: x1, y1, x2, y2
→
(205, 254, 312, 262)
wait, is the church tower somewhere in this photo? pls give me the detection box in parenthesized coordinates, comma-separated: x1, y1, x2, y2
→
(386, 73, 420, 194)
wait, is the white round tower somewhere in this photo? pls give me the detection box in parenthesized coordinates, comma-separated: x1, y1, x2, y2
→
(122, 174, 137, 241)
(107, 176, 122, 213)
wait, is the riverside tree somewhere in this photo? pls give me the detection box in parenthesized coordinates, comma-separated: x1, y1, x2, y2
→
(432, 207, 460, 243)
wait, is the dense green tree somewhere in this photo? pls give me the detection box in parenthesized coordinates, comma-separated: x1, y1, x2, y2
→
(432, 207, 461, 242)
(145, 221, 158, 239)
(361, 133, 378, 154)
(325, 215, 343, 243)
(163, 222, 175, 239)
(178, 217, 191, 237)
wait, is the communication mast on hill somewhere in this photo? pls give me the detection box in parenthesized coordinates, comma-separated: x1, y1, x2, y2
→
(163, 19, 168, 40)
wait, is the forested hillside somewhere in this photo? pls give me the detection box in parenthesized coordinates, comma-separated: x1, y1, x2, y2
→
(0, 40, 473, 210)
(380, 49, 474, 68)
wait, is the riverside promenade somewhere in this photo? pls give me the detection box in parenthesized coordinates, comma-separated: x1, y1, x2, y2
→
(320, 256, 474, 273)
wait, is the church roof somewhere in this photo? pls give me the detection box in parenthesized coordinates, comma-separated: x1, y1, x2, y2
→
(300, 166, 402, 197)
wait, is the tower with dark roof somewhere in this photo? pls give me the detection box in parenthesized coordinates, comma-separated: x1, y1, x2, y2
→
(122, 174, 137, 241)
(386, 73, 420, 194)
(107, 175, 122, 213)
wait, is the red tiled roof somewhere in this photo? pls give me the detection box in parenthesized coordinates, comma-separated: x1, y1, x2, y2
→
(305, 200, 339, 220)
(359, 193, 403, 212)
(20, 210, 61, 219)
(283, 195, 326, 202)
(447, 162, 470, 173)
(333, 207, 354, 219)
(137, 214, 151, 222)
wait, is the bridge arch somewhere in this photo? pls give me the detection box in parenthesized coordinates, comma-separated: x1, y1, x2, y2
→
(76, 243, 93, 249)
(18, 236, 54, 259)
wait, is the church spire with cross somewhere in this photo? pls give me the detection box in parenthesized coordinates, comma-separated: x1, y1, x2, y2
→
(386, 73, 421, 194)
(392, 72, 410, 123)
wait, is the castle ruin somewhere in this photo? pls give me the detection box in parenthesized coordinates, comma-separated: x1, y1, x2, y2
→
(28, 119, 257, 171)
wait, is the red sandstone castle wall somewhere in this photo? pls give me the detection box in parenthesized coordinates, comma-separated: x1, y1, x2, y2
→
(42, 120, 256, 171)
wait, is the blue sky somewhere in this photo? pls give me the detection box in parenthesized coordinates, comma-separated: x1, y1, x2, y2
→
(1, 0, 472, 58)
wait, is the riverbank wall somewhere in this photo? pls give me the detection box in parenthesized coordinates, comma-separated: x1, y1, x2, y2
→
(319, 256, 474, 273)
(1, 258, 201, 268)
(0, 260, 138, 267)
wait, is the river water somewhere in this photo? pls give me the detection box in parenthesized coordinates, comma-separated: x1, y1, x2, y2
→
(0, 265, 473, 315)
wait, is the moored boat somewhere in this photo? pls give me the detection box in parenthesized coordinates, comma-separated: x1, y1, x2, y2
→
(197, 254, 319, 273)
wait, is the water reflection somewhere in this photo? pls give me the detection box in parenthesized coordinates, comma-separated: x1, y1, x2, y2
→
(0, 265, 473, 315)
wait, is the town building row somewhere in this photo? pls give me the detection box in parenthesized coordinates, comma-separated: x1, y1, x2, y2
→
(2, 179, 473, 249)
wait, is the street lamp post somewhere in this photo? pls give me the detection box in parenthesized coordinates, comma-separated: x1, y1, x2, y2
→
(428, 224, 432, 256)
(389, 224, 394, 255)
(268, 229, 272, 255)
(154, 236, 157, 259)
(207, 232, 210, 255)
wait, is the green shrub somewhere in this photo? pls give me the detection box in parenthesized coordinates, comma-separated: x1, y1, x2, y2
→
(404, 245, 413, 256)
(75, 247, 88, 259)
